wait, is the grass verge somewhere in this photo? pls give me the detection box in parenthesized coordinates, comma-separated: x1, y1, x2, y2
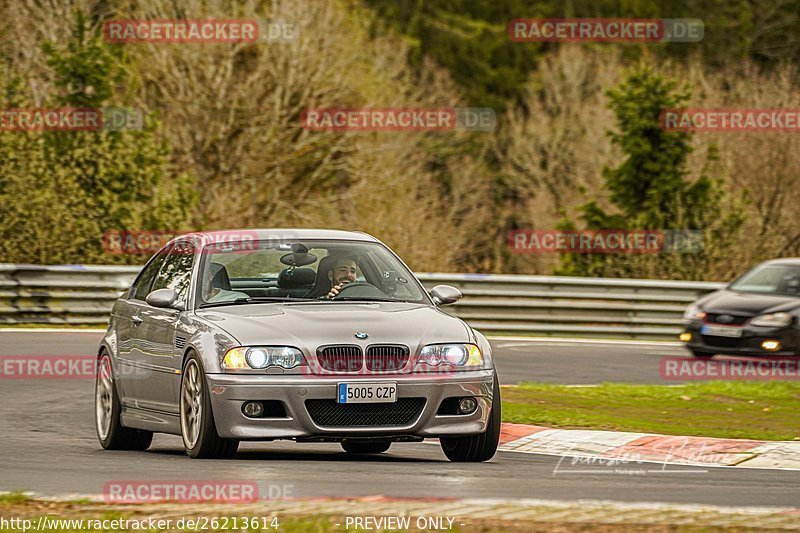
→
(501, 381, 800, 441)
(0, 498, 767, 532)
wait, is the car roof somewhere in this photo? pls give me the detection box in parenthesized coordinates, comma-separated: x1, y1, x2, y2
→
(761, 257, 800, 267)
(168, 228, 380, 248)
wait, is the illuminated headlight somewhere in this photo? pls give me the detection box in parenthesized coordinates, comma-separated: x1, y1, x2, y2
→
(416, 344, 483, 370)
(761, 340, 781, 351)
(750, 313, 792, 327)
(683, 304, 706, 320)
(223, 346, 304, 370)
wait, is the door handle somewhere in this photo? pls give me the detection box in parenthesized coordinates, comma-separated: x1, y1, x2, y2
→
(132, 315, 143, 325)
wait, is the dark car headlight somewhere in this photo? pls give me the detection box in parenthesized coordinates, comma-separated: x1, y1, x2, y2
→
(222, 346, 304, 370)
(415, 343, 483, 371)
(750, 312, 792, 327)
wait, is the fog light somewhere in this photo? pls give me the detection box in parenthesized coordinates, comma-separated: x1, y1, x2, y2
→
(761, 340, 781, 351)
(242, 401, 264, 417)
(679, 332, 692, 342)
(458, 397, 477, 414)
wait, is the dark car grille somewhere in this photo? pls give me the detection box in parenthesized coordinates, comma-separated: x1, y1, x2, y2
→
(705, 313, 750, 326)
(317, 345, 363, 372)
(700, 335, 742, 348)
(365, 345, 409, 371)
(305, 398, 426, 428)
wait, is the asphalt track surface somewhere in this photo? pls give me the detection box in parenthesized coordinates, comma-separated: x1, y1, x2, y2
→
(0, 331, 798, 508)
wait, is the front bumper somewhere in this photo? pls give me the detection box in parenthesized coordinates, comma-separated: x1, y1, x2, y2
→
(205, 370, 495, 440)
(683, 321, 799, 357)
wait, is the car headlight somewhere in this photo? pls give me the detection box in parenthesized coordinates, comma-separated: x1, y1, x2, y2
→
(416, 343, 483, 370)
(750, 312, 792, 327)
(222, 346, 304, 370)
(683, 303, 706, 320)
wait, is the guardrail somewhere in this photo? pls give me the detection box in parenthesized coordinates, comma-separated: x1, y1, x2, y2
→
(0, 265, 725, 340)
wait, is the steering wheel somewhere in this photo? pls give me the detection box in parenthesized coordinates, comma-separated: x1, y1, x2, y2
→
(330, 281, 387, 299)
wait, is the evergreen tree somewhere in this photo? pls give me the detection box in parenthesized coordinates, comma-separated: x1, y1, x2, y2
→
(0, 11, 195, 264)
(557, 66, 744, 279)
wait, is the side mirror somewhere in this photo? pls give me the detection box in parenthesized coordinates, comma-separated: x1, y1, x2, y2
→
(146, 288, 180, 309)
(430, 285, 462, 306)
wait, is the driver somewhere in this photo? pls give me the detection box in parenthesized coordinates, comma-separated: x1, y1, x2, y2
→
(325, 256, 358, 299)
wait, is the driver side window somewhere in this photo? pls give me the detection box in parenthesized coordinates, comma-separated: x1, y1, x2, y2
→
(131, 247, 171, 301)
(151, 241, 195, 304)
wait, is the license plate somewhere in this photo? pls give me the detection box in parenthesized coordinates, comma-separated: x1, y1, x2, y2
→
(701, 324, 743, 337)
(337, 382, 397, 404)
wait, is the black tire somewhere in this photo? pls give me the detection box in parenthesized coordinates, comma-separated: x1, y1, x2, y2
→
(180, 352, 239, 459)
(95, 353, 153, 451)
(691, 350, 715, 359)
(440, 375, 501, 462)
(341, 440, 392, 454)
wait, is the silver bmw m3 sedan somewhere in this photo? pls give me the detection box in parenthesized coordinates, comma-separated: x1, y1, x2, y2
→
(95, 229, 501, 461)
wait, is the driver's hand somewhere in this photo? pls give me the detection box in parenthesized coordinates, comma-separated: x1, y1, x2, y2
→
(326, 281, 350, 299)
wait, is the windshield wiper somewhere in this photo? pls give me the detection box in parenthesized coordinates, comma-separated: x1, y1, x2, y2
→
(198, 296, 307, 308)
(332, 297, 413, 303)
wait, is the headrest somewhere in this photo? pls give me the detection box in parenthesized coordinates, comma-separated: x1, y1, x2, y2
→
(277, 267, 316, 289)
(209, 262, 232, 292)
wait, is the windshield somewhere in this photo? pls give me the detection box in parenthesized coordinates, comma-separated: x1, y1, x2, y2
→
(729, 264, 800, 297)
(196, 239, 429, 307)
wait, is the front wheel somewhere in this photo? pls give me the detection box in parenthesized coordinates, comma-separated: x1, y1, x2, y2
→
(180, 353, 239, 459)
(95, 353, 153, 451)
(440, 376, 501, 462)
(341, 440, 392, 454)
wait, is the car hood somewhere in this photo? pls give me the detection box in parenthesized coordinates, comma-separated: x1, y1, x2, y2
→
(194, 301, 472, 353)
(699, 289, 800, 316)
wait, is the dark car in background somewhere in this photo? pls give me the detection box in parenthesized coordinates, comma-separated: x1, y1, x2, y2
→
(681, 259, 800, 358)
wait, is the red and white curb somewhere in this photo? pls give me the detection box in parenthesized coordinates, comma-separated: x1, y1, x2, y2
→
(498, 423, 800, 470)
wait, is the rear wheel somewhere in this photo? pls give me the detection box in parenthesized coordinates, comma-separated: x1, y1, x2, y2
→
(95, 353, 153, 451)
(341, 440, 392, 454)
(180, 353, 239, 459)
(691, 350, 715, 359)
(440, 376, 501, 462)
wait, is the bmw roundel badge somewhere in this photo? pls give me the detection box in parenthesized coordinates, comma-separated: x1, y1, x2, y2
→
(354, 332, 368, 339)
